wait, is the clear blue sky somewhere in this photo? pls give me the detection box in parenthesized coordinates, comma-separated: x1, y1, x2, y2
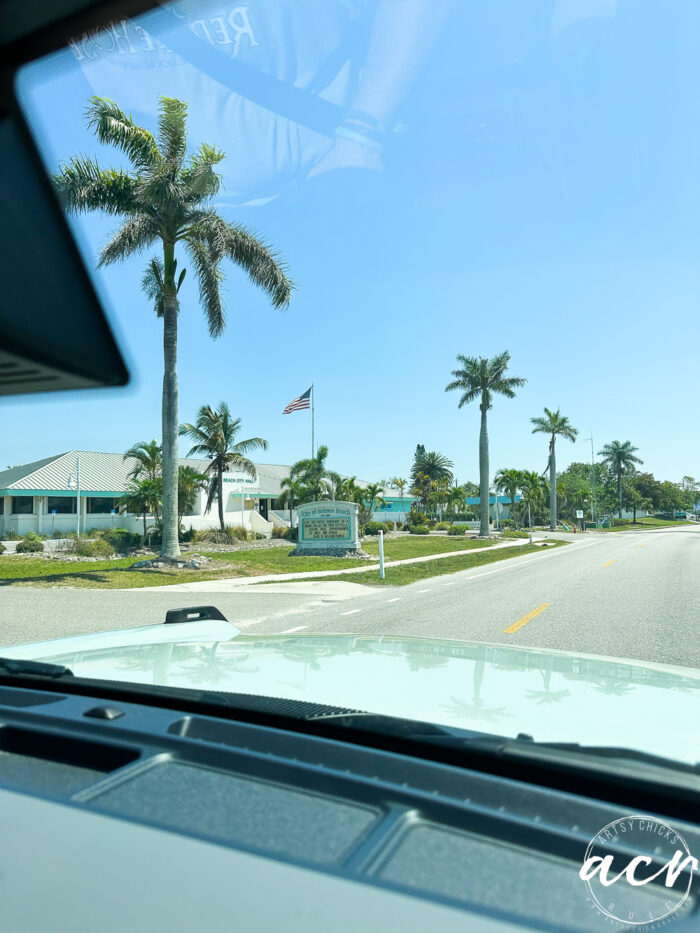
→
(5, 1, 700, 485)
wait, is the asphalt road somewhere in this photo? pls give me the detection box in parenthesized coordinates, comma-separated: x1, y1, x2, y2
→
(1, 526, 698, 669)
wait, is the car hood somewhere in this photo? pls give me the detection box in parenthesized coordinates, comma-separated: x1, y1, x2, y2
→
(3, 621, 699, 764)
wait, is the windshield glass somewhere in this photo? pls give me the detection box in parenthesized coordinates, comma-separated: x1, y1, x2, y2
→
(4, 0, 699, 761)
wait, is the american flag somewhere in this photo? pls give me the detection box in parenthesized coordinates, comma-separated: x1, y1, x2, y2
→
(283, 386, 312, 414)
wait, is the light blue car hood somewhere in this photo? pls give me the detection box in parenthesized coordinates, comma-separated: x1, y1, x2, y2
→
(3, 621, 699, 764)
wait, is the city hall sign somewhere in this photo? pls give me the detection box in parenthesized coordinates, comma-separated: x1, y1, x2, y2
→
(293, 501, 361, 556)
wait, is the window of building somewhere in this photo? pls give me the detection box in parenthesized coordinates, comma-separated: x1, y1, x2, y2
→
(0, 498, 4, 515)
(11, 496, 34, 514)
(46, 496, 76, 514)
(87, 497, 119, 514)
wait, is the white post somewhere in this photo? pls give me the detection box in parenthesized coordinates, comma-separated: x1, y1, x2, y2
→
(76, 456, 81, 538)
(378, 529, 385, 580)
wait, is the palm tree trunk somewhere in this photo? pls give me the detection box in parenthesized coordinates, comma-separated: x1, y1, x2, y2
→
(617, 471, 622, 519)
(142, 511, 147, 540)
(549, 440, 557, 531)
(217, 469, 225, 531)
(161, 284, 180, 559)
(478, 403, 490, 537)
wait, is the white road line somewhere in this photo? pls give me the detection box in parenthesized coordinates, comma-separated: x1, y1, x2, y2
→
(385, 597, 402, 603)
(341, 609, 362, 616)
(443, 582, 456, 586)
(417, 589, 432, 593)
(281, 625, 308, 633)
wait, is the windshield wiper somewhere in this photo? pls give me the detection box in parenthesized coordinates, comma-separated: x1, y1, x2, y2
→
(0, 656, 73, 679)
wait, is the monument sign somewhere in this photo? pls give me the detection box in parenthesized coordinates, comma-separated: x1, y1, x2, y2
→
(293, 501, 361, 555)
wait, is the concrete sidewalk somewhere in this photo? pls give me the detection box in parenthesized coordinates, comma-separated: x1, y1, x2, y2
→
(139, 537, 544, 592)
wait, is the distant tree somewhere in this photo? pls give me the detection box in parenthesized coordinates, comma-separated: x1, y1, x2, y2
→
(391, 477, 409, 518)
(598, 441, 643, 518)
(120, 478, 162, 540)
(180, 403, 268, 531)
(621, 478, 653, 524)
(519, 470, 548, 526)
(445, 351, 526, 536)
(494, 468, 521, 525)
(413, 450, 454, 484)
(409, 444, 427, 485)
(530, 408, 578, 530)
(361, 482, 386, 525)
(277, 477, 306, 528)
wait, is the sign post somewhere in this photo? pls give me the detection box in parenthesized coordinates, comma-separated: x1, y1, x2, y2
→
(378, 529, 385, 580)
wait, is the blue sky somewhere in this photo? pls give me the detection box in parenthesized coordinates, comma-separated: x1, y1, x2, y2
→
(5, 1, 700, 485)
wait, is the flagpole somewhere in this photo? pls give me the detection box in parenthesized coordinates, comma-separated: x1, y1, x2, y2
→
(311, 381, 315, 458)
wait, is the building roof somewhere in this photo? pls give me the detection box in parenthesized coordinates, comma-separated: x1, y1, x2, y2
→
(0, 451, 292, 498)
(0, 451, 417, 501)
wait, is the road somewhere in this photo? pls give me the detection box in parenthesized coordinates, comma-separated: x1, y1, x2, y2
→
(1, 526, 698, 669)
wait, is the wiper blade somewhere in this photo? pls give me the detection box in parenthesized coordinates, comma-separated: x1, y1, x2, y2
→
(0, 656, 73, 679)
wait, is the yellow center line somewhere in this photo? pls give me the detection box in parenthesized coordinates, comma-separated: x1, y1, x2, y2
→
(638, 544, 644, 548)
(504, 603, 551, 635)
(603, 559, 616, 567)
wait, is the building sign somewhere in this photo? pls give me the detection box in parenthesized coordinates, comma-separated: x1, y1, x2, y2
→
(296, 501, 360, 552)
(302, 517, 350, 540)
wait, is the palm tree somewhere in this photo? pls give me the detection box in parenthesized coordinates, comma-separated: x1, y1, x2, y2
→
(361, 482, 385, 524)
(391, 477, 408, 520)
(54, 96, 293, 559)
(445, 352, 526, 537)
(124, 439, 162, 482)
(530, 408, 578, 530)
(278, 477, 306, 529)
(289, 445, 333, 500)
(124, 439, 162, 527)
(494, 468, 521, 526)
(177, 465, 208, 527)
(413, 450, 454, 483)
(120, 478, 161, 540)
(180, 402, 268, 531)
(519, 470, 548, 526)
(598, 440, 643, 518)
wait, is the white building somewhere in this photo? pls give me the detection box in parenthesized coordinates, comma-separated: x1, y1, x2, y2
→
(0, 451, 417, 537)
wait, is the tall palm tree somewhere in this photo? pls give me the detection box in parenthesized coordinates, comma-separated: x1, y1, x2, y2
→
(54, 97, 293, 559)
(530, 408, 578, 530)
(494, 468, 521, 526)
(180, 402, 268, 531)
(598, 440, 643, 518)
(445, 352, 526, 536)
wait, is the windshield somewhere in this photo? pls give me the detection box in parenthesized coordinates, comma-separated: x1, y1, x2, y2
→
(2, 0, 699, 762)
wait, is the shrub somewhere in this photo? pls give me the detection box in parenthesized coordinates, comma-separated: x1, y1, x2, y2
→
(64, 538, 116, 558)
(447, 525, 466, 535)
(272, 526, 290, 538)
(2, 530, 21, 541)
(196, 525, 250, 544)
(0, 541, 5, 554)
(501, 529, 530, 539)
(409, 524, 430, 535)
(104, 528, 141, 551)
(408, 508, 428, 526)
(180, 525, 196, 542)
(16, 532, 44, 553)
(363, 521, 388, 536)
(434, 522, 450, 531)
(254, 532, 266, 540)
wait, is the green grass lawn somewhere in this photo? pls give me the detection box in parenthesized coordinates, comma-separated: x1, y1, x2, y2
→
(0, 534, 501, 589)
(310, 541, 567, 586)
(591, 517, 695, 533)
(362, 535, 492, 559)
